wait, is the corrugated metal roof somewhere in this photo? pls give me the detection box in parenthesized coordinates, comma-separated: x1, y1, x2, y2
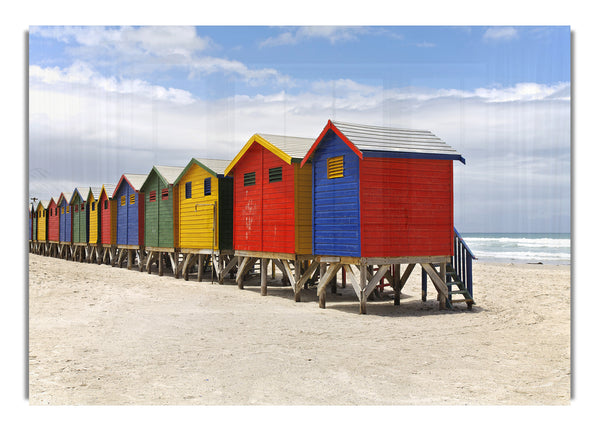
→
(193, 158, 231, 176)
(154, 165, 185, 184)
(101, 184, 117, 198)
(123, 174, 148, 191)
(258, 134, 315, 160)
(332, 121, 463, 159)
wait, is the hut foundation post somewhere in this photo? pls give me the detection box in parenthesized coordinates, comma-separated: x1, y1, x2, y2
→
(158, 252, 164, 276)
(421, 266, 428, 301)
(198, 254, 205, 282)
(359, 264, 367, 314)
(126, 249, 133, 270)
(421, 263, 449, 310)
(146, 251, 155, 274)
(439, 261, 447, 309)
(260, 258, 269, 296)
(393, 264, 401, 306)
(218, 256, 238, 284)
(237, 257, 250, 289)
(295, 259, 319, 302)
(317, 263, 341, 309)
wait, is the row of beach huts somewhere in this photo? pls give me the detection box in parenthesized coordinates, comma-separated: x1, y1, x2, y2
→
(29, 120, 476, 313)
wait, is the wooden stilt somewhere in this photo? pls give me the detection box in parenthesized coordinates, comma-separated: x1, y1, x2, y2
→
(295, 259, 319, 302)
(317, 263, 341, 309)
(198, 254, 205, 282)
(421, 263, 449, 310)
(127, 249, 133, 270)
(359, 264, 367, 315)
(393, 263, 401, 306)
(260, 258, 268, 296)
(158, 252, 164, 276)
(237, 257, 250, 289)
(146, 251, 154, 274)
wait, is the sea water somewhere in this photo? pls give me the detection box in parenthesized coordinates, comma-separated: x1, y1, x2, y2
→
(460, 233, 571, 265)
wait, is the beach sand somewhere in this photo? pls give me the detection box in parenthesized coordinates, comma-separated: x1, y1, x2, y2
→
(28, 253, 570, 405)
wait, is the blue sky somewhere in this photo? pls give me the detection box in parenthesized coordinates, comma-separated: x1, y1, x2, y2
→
(28, 25, 571, 233)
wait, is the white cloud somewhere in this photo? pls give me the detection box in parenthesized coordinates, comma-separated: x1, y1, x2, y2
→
(28, 67, 570, 232)
(260, 26, 368, 47)
(483, 27, 518, 41)
(30, 62, 195, 105)
(30, 26, 213, 59)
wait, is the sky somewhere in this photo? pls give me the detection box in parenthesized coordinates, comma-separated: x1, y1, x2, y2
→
(28, 25, 571, 233)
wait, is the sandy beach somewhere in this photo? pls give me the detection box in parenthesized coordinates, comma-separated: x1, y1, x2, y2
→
(28, 253, 570, 405)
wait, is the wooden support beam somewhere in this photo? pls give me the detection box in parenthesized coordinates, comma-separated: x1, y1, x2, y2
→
(393, 264, 401, 305)
(364, 264, 391, 298)
(219, 256, 238, 284)
(146, 251, 155, 274)
(272, 259, 289, 285)
(260, 258, 269, 296)
(158, 252, 164, 276)
(359, 264, 367, 314)
(198, 255, 205, 282)
(126, 249, 133, 270)
(342, 264, 362, 300)
(421, 263, 449, 310)
(400, 263, 416, 290)
(317, 263, 341, 309)
(181, 254, 193, 281)
(294, 259, 319, 302)
(236, 257, 259, 289)
(280, 259, 296, 287)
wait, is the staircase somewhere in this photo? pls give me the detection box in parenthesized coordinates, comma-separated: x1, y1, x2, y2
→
(423, 228, 476, 309)
(447, 228, 476, 309)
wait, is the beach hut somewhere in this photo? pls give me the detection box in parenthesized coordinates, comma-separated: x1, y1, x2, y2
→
(79, 186, 103, 263)
(57, 192, 72, 259)
(31, 203, 38, 253)
(140, 165, 184, 275)
(98, 184, 117, 264)
(35, 200, 49, 254)
(70, 187, 91, 262)
(29, 203, 33, 246)
(112, 174, 147, 269)
(300, 120, 473, 312)
(46, 197, 60, 256)
(172, 158, 234, 281)
(224, 133, 315, 299)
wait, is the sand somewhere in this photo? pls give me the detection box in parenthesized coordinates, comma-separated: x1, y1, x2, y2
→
(28, 253, 570, 405)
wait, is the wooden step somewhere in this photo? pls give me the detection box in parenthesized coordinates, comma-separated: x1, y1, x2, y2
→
(448, 290, 468, 295)
(451, 298, 475, 304)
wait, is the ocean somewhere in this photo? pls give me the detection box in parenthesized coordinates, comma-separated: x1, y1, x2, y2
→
(460, 233, 571, 265)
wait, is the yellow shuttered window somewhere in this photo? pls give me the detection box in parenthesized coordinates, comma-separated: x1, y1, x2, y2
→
(130, 194, 135, 205)
(120, 196, 126, 206)
(327, 156, 344, 179)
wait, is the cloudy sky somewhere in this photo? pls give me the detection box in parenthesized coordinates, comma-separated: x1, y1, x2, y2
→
(28, 25, 570, 233)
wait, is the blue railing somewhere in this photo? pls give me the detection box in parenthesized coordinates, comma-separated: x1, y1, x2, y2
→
(452, 228, 477, 299)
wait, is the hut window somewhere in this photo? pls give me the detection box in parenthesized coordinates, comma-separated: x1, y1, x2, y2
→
(327, 156, 344, 179)
(74, 206, 78, 213)
(81, 203, 85, 211)
(269, 167, 282, 183)
(104, 200, 108, 210)
(149, 191, 157, 202)
(92, 202, 95, 211)
(185, 182, 192, 199)
(244, 172, 256, 187)
(67, 206, 70, 213)
(204, 177, 211, 196)
(161, 188, 169, 200)
(120, 196, 126, 206)
(130, 194, 135, 205)
(61, 207, 64, 214)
